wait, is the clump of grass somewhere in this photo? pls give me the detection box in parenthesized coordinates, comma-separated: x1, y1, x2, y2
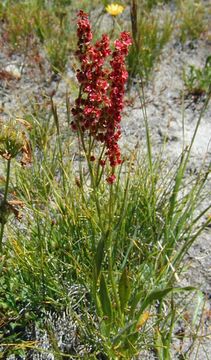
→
(178, 0, 206, 43)
(141, 0, 171, 11)
(34, 4, 75, 73)
(0, 94, 210, 358)
(4, 2, 35, 50)
(183, 56, 211, 96)
(2, 0, 75, 73)
(128, 0, 173, 83)
(2, 101, 209, 358)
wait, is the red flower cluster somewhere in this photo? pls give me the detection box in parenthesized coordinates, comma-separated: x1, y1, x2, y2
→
(72, 11, 132, 183)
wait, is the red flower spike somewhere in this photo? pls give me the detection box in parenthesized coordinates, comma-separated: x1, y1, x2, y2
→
(72, 11, 132, 183)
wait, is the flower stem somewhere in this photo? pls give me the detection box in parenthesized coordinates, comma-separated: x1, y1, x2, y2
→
(0, 158, 11, 252)
(0, 223, 4, 254)
(108, 184, 122, 322)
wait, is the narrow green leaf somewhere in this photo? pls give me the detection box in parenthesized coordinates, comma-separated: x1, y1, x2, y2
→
(167, 151, 186, 223)
(94, 236, 105, 281)
(112, 320, 137, 346)
(118, 267, 131, 312)
(154, 328, 164, 360)
(99, 274, 112, 320)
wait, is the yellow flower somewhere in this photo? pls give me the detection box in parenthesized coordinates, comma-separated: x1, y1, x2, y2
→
(106, 3, 124, 16)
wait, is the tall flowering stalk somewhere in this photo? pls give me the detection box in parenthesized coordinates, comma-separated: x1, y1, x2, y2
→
(71, 13, 133, 355)
(72, 10, 132, 184)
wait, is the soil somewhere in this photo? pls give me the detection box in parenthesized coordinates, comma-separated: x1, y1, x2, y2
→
(0, 4, 210, 359)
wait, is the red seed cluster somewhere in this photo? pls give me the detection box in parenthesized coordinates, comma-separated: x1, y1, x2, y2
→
(72, 11, 132, 183)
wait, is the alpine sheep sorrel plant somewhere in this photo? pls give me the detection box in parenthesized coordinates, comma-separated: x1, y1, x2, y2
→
(72, 10, 132, 185)
(1, 6, 210, 360)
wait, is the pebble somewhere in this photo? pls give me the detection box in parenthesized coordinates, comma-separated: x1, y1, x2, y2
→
(5, 64, 21, 80)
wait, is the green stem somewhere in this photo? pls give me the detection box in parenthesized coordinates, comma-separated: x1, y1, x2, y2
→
(138, 82, 152, 172)
(0, 158, 11, 252)
(51, 98, 66, 192)
(87, 155, 103, 230)
(108, 184, 122, 321)
(0, 222, 4, 254)
(4, 158, 11, 203)
(78, 127, 103, 230)
(108, 241, 122, 321)
(96, 144, 106, 186)
(75, 86, 103, 230)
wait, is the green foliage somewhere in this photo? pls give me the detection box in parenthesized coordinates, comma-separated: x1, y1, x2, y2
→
(141, 0, 171, 11)
(34, 5, 74, 73)
(0, 92, 210, 358)
(4, 2, 35, 49)
(43, 29, 72, 73)
(128, 4, 173, 82)
(178, 0, 206, 43)
(3, 0, 74, 72)
(101, 0, 109, 6)
(0, 2, 5, 19)
(183, 56, 211, 96)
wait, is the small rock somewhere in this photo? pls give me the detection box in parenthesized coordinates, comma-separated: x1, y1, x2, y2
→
(5, 64, 21, 80)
